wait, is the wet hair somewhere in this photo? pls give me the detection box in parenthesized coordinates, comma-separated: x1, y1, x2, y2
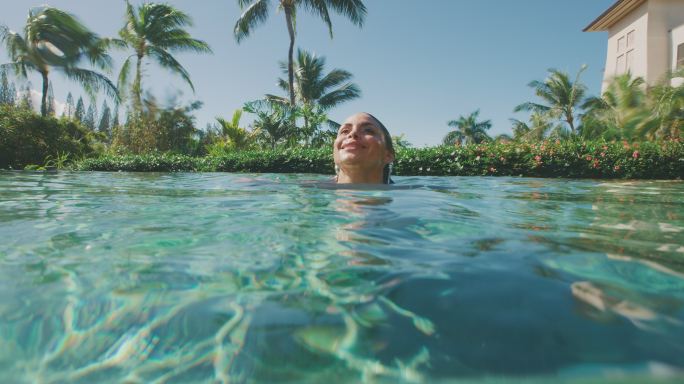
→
(363, 113, 395, 184)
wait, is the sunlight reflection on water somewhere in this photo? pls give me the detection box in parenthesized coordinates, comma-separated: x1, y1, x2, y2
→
(0, 172, 683, 383)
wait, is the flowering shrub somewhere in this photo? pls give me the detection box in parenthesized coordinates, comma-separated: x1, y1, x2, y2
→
(74, 140, 683, 179)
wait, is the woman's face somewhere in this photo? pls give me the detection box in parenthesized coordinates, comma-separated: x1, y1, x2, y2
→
(333, 113, 394, 170)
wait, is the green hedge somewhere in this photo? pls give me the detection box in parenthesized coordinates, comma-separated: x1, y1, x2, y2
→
(75, 140, 683, 179)
(0, 106, 95, 169)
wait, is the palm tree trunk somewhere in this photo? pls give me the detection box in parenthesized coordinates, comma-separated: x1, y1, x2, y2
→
(40, 71, 49, 116)
(284, 7, 296, 106)
(133, 54, 143, 115)
(567, 112, 575, 135)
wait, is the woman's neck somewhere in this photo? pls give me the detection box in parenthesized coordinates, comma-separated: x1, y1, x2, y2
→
(336, 167, 384, 184)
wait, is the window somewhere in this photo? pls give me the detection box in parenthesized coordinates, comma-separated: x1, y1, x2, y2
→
(617, 54, 626, 73)
(615, 30, 635, 75)
(678, 43, 684, 69)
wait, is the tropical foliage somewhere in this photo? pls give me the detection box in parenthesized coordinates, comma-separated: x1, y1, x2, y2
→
(515, 66, 587, 134)
(112, 99, 204, 155)
(0, 6, 117, 116)
(215, 109, 254, 150)
(443, 110, 492, 145)
(75, 140, 684, 180)
(0, 105, 95, 168)
(234, 0, 367, 105)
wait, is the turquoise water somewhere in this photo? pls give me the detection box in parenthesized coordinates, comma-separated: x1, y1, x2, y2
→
(0, 172, 683, 383)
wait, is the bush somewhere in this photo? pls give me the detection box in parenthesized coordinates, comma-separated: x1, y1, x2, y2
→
(0, 106, 96, 169)
(75, 140, 683, 179)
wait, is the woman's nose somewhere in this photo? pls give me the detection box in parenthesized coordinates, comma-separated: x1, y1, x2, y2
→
(347, 127, 359, 138)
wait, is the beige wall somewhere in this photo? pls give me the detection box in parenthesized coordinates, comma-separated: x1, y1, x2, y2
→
(647, 0, 684, 83)
(601, 0, 684, 92)
(668, 12, 684, 86)
(603, 2, 649, 93)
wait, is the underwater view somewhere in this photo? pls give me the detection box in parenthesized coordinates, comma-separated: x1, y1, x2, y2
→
(0, 172, 683, 383)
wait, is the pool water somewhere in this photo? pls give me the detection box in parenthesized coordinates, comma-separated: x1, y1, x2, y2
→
(0, 172, 683, 383)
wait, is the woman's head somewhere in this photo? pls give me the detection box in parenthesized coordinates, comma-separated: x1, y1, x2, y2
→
(333, 112, 395, 184)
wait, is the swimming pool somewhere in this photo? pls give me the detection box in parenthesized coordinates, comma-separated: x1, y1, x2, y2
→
(0, 172, 682, 383)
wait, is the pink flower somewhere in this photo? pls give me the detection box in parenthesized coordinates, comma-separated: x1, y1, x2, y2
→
(632, 150, 640, 159)
(586, 155, 592, 161)
(534, 155, 542, 162)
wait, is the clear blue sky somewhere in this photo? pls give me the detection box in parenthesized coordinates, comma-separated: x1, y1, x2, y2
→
(1, 0, 615, 146)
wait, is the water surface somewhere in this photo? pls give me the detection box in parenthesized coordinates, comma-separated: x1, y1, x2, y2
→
(0, 172, 683, 383)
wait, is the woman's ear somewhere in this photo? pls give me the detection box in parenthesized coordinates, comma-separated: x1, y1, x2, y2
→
(385, 152, 395, 165)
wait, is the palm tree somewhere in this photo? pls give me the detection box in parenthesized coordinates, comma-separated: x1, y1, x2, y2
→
(0, 6, 117, 116)
(234, 0, 367, 105)
(649, 68, 684, 139)
(270, 49, 361, 109)
(515, 66, 588, 135)
(216, 109, 252, 150)
(244, 99, 296, 149)
(443, 110, 492, 146)
(266, 49, 360, 137)
(117, 1, 212, 114)
(580, 74, 657, 140)
(510, 112, 556, 142)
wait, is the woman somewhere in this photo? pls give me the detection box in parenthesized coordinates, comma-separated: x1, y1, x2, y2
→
(333, 112, 395, 184)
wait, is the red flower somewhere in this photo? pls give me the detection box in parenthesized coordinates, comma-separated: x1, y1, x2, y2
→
(632, 150, 640, 159)
(593, 160, 599, 168)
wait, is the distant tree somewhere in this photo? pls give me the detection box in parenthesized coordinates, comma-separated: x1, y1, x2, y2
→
(84, 103, 98, 131)
(111, 107, 120, 130)
(8, 83, 16, 107)
(443, 110, 492, 145)
(0, 6, 118, 116)
(75, 96, 85, 122)
(46, 81, 56, 116)
(64, 92, 75, 118)
(515, 66, 587, 135)
(115, 1, 212, 115)
(98, 100, 112, 137)
(0, 68, 16, 105)
(392, 134, 412, 149)
(19, 83, 33, 110)
(216, 109, 252, 150)
(510, 112, 556, 142)
(243, 99, 297, 149)
(234, 0, 367, 105)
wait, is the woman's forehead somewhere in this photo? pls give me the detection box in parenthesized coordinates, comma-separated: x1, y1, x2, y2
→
(341, 113, 378, 127)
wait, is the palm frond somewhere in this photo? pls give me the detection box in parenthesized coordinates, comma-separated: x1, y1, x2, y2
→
(234, 0, 271, 43)
(323, 0, 367, 27)
(147, 46, 194, 92)
(62, 66, 119, 102)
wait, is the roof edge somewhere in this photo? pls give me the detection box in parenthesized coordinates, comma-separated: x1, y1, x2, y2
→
(583, 0, 646, 32)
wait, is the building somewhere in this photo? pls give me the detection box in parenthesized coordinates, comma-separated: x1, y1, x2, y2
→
(584, 0, 684, 92)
